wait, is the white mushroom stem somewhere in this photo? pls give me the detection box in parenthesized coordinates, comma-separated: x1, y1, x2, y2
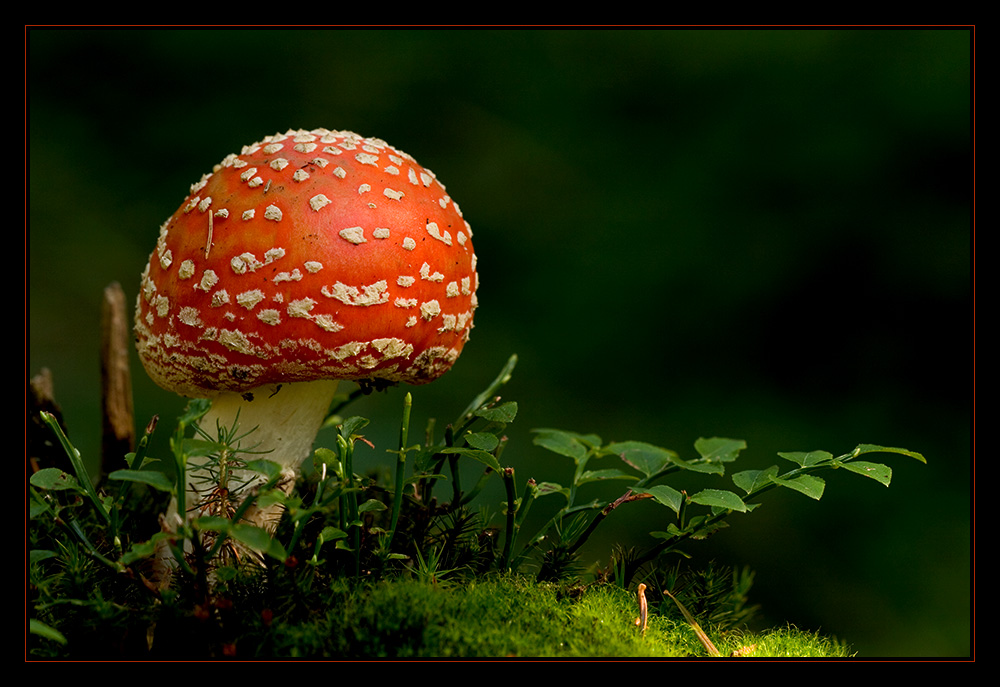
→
(184, 379, 341, 534)
(152, 379, 340, 585)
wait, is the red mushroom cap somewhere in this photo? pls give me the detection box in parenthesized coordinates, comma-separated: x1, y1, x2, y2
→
(135, 128, 478, 398)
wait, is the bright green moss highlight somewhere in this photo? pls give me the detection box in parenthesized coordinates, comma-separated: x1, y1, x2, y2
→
(237, 576, 850, 658)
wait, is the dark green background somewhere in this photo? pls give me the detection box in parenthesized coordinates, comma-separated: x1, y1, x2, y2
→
(27, 28, 971, 657)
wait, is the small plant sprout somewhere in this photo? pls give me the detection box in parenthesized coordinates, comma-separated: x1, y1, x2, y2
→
(133, 128, 478, 546)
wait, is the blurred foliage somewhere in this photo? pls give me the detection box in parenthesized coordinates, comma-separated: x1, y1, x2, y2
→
(27, 27, 971, 657)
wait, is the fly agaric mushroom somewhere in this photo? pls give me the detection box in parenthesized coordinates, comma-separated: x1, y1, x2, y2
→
(135, 128, 478, 536)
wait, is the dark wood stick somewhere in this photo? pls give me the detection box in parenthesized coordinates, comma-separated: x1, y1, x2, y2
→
(100, 281, 135, 480)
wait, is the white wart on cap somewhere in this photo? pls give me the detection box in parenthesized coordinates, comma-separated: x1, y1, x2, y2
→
(135, 127, 478, 399)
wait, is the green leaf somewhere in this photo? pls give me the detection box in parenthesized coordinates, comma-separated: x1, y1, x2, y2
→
(30, 619, 66, 645)
(690, 489, 748, 512)
(28, 500, 48, 518)
(464, 432, 500, 452)
(256, 488, 287, 510)
(358, 498, 387, 513)
(264, 537, 288, 561)
(694, 437, 746, 463)
(608, 441, 678, 478)
(313, 447, 343, 479)
(178, 398, 211, 425)
(120, 537, 164, 565)
(439, 447, 503, 472)
(230, 523, 279, 556)
(30, 549, 58, 565)
(244, 458, 283, 480)
(122, 452, 158, 471)
(475, 401, 518, 424)
(650, 529, 677, 541)
(341, 416, 370, 439)
(532, 429, 600, 462)
(680, 515, 730, 540)
(852, 444, 927, 464)
(637, 484, 684, 513)
(179, 438, 225, 458)
(106, 468, 174, 492)
(839, 460, 892, 486)
(29, 467, 80, 491)
(576, 468, 638, 485)
(313, 446, 340, 465)
(319, 526, 348, 543)
(534, 482, 567, 498)
(732, 466, 778, 494)
(778, 450, 833, 467)
(194, 515, 232, 532)
(772, 474, 826, 500)
(680, 460, 727, 475)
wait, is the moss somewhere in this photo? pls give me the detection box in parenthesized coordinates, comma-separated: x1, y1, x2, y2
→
(719, 625, 854, 658)
(30, 536, 851, 659)
(194, 575, 848, 659)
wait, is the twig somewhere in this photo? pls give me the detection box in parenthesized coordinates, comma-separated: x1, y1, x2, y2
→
(663, 587, 721, 657)
(634, 582, 649, 635)
(100, 282, 135, 479)
(28, 368, 71, 475)
(568, 490, 652, 555)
